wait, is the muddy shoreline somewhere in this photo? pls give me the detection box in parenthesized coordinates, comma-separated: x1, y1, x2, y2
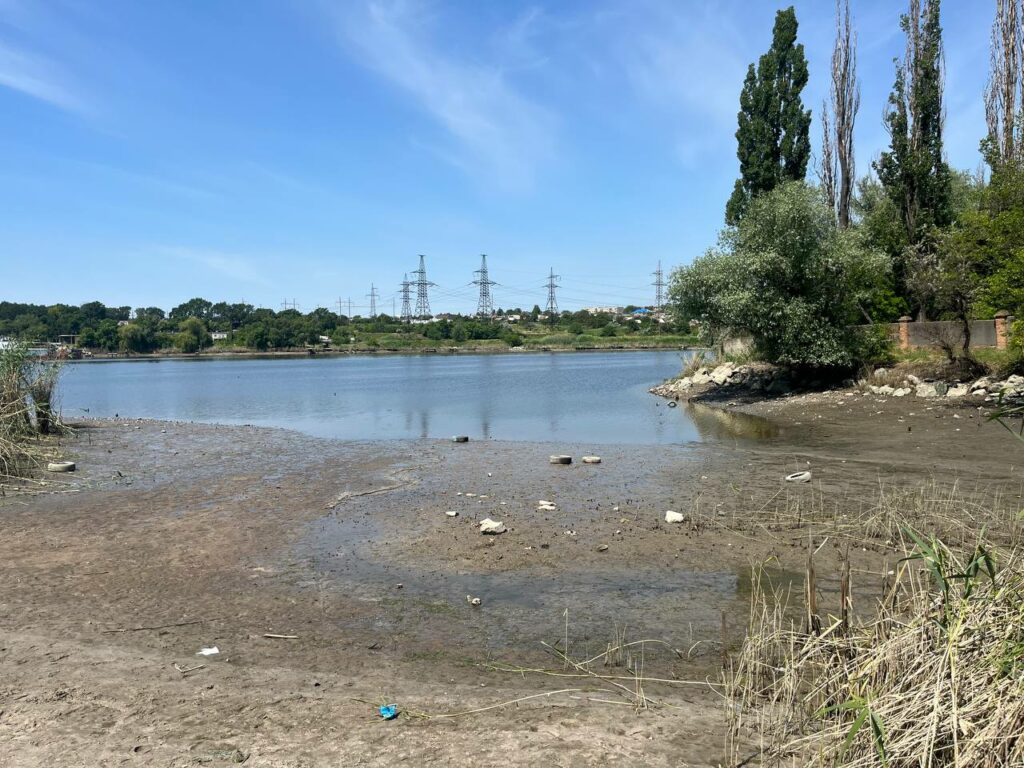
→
(1, 393, 1021, 766)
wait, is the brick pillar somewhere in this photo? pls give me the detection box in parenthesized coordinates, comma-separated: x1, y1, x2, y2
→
(994, 310, 1011, 350)
(897, 315, 913, 351)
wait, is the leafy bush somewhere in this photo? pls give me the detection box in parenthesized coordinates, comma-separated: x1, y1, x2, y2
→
(670, 182, 889, 369)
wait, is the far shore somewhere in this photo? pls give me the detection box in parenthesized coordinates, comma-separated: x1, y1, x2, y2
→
(65, 342, 705, 363)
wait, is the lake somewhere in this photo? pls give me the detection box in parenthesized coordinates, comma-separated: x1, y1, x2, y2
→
(57, 350, 730, 444)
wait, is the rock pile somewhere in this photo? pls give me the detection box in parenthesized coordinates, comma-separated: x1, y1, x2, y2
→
(862, 373, 1024, 401)
(650, 362, 791, 399)
(651, 362, 1024, 404)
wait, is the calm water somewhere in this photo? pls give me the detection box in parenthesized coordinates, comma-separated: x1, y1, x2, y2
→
(57, 350, 745, 444)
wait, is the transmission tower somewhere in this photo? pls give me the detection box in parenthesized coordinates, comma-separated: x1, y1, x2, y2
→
(652, 261, 665, 311)
(281, 299, 299, 311)
(412, 255, 435, 318)
(367, 284, 379, 318)
(399, 274, 413, 323)
(473, 254, 497, 317)
(544, 268, 560, 317)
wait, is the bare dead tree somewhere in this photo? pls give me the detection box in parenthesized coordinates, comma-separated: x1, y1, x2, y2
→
(984, 0, 1023, 166)
(818, 105, 837, 217)
(833, 0, 859, 228)
(820, 0, 860, 228)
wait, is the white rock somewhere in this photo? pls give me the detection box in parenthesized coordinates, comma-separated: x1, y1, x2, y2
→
(915, 383, 939, 398)
(445, 510, 459, 517)
(893, 388, 910, 397)
(907, 374, 921, 385)
(876, 385, 895, 396)
(946, 385, 969, 398)
(479, 518, 506, 535)
(664, 510, 685, 523)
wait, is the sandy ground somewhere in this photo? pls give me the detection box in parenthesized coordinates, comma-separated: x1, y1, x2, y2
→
(1, 391, 1022, 767)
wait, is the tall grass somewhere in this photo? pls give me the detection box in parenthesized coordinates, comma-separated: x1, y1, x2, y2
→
(0, 341, 66, 480)
(727, 527, 1024, 766)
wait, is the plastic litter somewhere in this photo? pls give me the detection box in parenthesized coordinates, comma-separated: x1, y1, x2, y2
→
(664, 511, 685, 523)
(196, 646, 220, 656)
(445, 510, 459, 517)
(379, 704, 398, 720)
(467, 595, 482, 606)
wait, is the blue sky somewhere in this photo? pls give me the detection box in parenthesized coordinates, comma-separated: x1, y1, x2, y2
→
(0, 0, 991, 315)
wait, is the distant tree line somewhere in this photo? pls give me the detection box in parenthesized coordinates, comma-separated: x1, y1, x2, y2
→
(0, 298, 685, 354)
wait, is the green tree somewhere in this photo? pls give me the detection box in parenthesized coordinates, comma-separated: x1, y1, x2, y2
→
(672, 182, 888, 369)
(725, 6, 812, 225)
(874, 0, 952, 316)
(174, 317, 211, 353)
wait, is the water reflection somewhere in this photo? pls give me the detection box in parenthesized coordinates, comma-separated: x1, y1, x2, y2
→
(59, 351, 780, 445)
(685, 402, 781, 441)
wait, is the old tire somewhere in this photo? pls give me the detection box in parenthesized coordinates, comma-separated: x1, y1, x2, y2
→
(785, 471, 812, 483)
(549, 455, 572, 465)
(47, 461, 76, 473)
(452, 436, 470, 443)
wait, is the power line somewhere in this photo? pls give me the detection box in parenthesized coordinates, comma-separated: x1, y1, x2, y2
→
(652, 261, 665, 311)
(281, 298, 299, 311)
(545, 268, 560, 316)
(412, 254, 436, 318)
(472, 254, 497, 317)
(399, 274, 413, 323)
(367, 284, 379, 318)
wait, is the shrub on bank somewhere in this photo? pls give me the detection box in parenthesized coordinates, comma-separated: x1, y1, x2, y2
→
(670, 183, 891, 371)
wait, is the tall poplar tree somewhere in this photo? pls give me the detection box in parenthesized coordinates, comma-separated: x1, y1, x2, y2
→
(725, 7, 812, 226)
(819, 0, 860, 229)
(874, 0, 952, 317)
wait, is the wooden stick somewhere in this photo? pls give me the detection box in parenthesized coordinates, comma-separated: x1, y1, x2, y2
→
(263, 633, 299, 639)
(102, 619, 204, 634)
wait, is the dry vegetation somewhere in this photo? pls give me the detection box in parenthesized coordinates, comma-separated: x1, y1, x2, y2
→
(725, 483, 1024, 766)
(0, 341, 68, 487)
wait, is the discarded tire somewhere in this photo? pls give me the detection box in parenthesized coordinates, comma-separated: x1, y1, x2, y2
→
(667, 401, 678, 408)
(452, 435, 470, 443)
(46, 461, 76, 473)
(582, 456, 602, 464)
(549, 455, 572, 465)
(785, 471, 812, 483)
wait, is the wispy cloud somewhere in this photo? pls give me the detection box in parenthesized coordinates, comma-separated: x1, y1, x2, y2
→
(157, 246, 272, 287)
(324, 0, 556, 190)
(597, 0, 748, 168)
(0, 40, 85, 113)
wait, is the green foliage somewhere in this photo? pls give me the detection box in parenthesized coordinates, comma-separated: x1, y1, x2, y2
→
(672, 182, 889, 369)
(174, 317, 211, 354)
(725, 6, 811, 225)
(874, 0, 952, 317)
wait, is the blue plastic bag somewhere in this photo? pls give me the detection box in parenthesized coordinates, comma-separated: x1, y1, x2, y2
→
(379, 704, 398, 720)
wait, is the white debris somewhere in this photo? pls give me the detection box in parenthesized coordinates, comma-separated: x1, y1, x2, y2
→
(479, 518, 506, 535)
(467, 595, 481, 606)
(785, 471, 813, 483)
(445, 510, 459, 517)
(664, 510, 685, 523)
(196, 646, 220, 656)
